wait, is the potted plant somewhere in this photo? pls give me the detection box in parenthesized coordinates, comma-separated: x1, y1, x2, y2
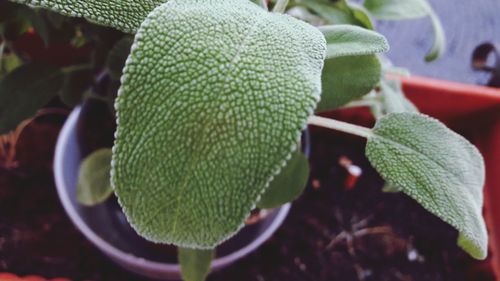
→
(0, 0, 494, 280)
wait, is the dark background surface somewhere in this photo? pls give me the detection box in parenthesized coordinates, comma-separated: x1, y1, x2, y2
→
(377, 0, 500, 85)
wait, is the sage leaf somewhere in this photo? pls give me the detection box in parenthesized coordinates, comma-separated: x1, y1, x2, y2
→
(106, 36, 134, 80)
(179, 248, 214, 281)
(319, 24, 388, 59)
(77, 149, 113, 206)
(317, 55, 381, 112)
(8, 0, 167, 33)
(257, 149, 309, 209)
(363, 0, 429, 19)
(0, 62, 63, 134)
(363, 0, 445, 61)
(112, 0, 326, 248)
(299, 0, 372, 29)
(379, 79, 418, 114)
(365, 113, 487, 259)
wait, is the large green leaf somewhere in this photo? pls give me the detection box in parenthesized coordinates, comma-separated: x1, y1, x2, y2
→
(0, 63, 63, 133)
(77, 149, 114, 206)
(365, 113, 487, 259)
(319, 25, 388, 59)
(179, 248, 214, 281)
(112, 0, 326, 248)
(317, 55, 381, 112)
(257, 149, 309, 209)
(8, 0, 167, 33)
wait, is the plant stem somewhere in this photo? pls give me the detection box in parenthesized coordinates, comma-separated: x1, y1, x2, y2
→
(272, 0, 289, 13)
(307, 115, 373, 139)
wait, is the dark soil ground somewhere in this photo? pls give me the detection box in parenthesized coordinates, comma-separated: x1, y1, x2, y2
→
(0, 105, 496, 281)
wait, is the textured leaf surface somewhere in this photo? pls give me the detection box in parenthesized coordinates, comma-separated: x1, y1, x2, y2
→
(365, 113, 487, 259)
(77, 149, 114, 206)
(257, 149, 309, 209)
(8, 0, 167, 33)
(179, 248, 214, 281)
(113, 0, 326, 248)
(319, 25, 388, 59)
(0, 62, 63, 133)
(317, 55, 381, 112)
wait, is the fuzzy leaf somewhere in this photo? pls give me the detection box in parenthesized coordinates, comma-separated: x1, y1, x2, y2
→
(257, 149, 309, 209)
(317, 55, 381, 112)
(179, 248, 214, 281)
(77, 149, 113, 206)
(112, 0, 326, 248)
(8, 0, 167, 33)
(363, 0, 445, 61)
(363, 0, 429, 19)
(0, 62, 63, 133)
(319, 25, 388, 59)
(365, 113, 487, 259)
(379, 79, 418, 114)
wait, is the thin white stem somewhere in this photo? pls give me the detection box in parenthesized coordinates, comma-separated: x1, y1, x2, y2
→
(307, 115, 373, 139)
(272, 0, 289, 13)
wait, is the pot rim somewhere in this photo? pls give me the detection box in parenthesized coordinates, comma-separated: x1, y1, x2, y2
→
(54, 106, 291, 273)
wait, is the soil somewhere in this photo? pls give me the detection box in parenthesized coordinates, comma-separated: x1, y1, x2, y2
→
(0, 103, 496, 281)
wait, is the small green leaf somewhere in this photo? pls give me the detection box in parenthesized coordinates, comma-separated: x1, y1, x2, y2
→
(345, 2, 374, 30)
(8, 0, 167, 33)
(363, 0, 429, 19)
(77, 149, 113, 206)
(298, 0, 364, 27)
(379, 79, 418, 114)
(59, 68, 93, 107)
(106, 36, 134, 81)
(319, 24, 388, 59)
(365, 113, 487, 259)
(257, 149, 309, 209)
(424, 10, 445, 62)
(0, 62, 63, 133)
(179, 248, 214, 281)
(363, 0, 445, 61)
(113, 0, 326, 248)
(317, 55, 381, 112)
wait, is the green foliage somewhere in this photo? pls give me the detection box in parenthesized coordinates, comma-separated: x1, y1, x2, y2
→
(257, 149, 310, 209)
(315, 25, 386, 112)
(77, 149, 114, 206)
(296, 0, 374, 29)
(319, 25, 388, 59)
(106, 36, 134, 80)
(365, 113, 487, 259)
(3, 0, 487, 275)
(179, 248, 214, 281)
(379, 78, 418, 114)
(0, 62, 63, 133)
(8, 0, 166, 33)
(363, 0, 445, 61)
(317, 55, 381, 112)
(112, 0, 326, 248)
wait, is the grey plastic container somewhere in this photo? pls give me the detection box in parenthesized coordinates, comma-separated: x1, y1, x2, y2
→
(54, 106, 291, 280)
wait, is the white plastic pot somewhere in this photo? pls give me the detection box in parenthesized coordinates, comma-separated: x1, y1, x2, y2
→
(54, 106, 291, 280)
